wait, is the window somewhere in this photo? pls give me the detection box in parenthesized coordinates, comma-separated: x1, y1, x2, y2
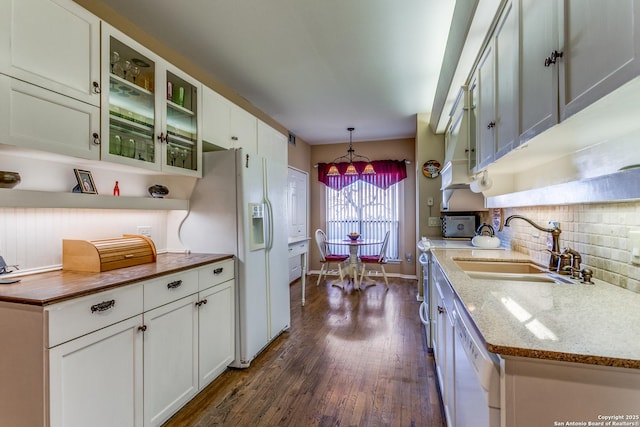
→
(325, 180, 400, 260)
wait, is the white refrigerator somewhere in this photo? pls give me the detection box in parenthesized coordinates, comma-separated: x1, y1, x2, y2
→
(179, 148, 290, 368)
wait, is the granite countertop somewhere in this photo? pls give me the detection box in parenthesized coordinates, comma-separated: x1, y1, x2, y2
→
(431, 248, 640, 369)
(0, 252, 233, 306)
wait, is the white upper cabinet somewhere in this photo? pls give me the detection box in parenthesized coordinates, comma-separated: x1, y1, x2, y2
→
(519, 0, 560, 144)
(476, 0, 518, 170)
(202, 86, 258, 154)
(0, 0, 101, 160)
(476, 45, 496, 170)
(559, 0, 640, 120)
(494, 0, 518, 158)
(0, 75, 101, 160)
(257, 119, 287, 163)
(101, 24, 202, 177)
(202, 86, 233, 150)
(520, 0, 640, 145)
(230, 103, 258, 155)
(0, 0, 101, 106)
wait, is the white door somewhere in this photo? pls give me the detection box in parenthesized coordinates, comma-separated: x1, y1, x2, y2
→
(49, 316, 144, 427)
(198, 280, 235, 388)
(143, 295, 198, 427)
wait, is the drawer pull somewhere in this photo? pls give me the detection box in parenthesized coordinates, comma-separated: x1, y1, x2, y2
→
(167, 280, 183, 289)
(124, 254, 135, 259)
(213, 267, 224, 275)
(91, 299, 115, 313)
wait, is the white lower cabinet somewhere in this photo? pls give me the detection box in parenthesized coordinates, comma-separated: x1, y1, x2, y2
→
(0, 258, 236, 427)
(143, 294, 199, 427)
(198, 280, 235, 388)
(49, 315, 144, 427)
(431, 262, 455, 427)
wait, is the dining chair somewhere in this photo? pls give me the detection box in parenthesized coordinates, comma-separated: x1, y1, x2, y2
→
(315, 229, 349, 287)
(358, 231, 390, 289)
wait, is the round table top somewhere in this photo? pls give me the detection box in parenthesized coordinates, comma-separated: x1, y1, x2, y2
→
(326, 239, 382, 246)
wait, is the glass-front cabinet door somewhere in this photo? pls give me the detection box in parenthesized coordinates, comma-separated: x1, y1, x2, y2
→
(161, 67, 201, 175)
(101, 24, 202, 177)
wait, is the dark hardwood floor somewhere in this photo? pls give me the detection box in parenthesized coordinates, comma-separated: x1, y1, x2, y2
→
(163, 276, 445, 427)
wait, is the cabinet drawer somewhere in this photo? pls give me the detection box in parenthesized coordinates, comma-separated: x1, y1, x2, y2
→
(144, 269, 199, 311)
(46, 283, 143, 348)
(198, 259, 234, 291)
(288, 240, 309, 258)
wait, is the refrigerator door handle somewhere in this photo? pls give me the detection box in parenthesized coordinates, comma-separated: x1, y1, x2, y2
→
(264, 197, 274, 250)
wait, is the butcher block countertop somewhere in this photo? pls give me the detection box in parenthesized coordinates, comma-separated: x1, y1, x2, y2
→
(431, 248, 640, 369)
(0, 252, 233, 306)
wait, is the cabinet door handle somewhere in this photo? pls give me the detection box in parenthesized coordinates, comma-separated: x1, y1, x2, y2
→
(138, 325, 147, 332)
(195, 299, 208, 307)
(92, 81, 101, 94)
(544, 50, 564, 67)
(167, 280, 183, 289)
(437, 305, 445, 314)
(231, 136, 239, 141)
(92, 132, 101, 145)
(91, 299, 115, 313)
(487, 121, 496, 129)
(157, 132, 167, 143)
(213, 267, 224, 275)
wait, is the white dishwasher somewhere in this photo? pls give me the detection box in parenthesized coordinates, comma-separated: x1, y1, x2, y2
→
(453, 299, 500, 427)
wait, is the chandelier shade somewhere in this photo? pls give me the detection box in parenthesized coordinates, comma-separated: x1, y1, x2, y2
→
(325, 128, 375, 177)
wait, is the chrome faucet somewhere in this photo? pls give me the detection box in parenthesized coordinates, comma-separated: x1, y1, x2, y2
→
(504, 215, 562, 271)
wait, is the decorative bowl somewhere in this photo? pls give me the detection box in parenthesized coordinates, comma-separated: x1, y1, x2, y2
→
(0, 171, 21, 189)
(348, 232, 360, 241)
(148, 184, 169, 198)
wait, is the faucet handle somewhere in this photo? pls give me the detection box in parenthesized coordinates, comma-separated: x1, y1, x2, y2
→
(580, 268, 594, 285)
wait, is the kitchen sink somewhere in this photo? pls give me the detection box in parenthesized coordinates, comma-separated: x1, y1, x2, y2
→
(455, 260, 546, 274)
(454, 259, 574, 284)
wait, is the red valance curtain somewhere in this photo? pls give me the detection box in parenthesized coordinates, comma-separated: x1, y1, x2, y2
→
(317, 160, 407, 190)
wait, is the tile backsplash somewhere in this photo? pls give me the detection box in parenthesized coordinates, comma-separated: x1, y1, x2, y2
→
(493, 202, 640, 293)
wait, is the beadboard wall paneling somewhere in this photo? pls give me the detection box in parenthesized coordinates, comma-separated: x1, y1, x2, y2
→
(0, 208, 169, 273)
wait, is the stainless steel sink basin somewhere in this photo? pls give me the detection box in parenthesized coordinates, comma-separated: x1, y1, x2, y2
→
(455, 259, 573, 284)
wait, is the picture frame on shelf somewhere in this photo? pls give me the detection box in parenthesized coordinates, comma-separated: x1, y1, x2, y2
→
(73, 169, 97, 194)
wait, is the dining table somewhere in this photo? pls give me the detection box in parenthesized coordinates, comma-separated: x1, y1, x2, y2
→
(325, 238, 382, 289)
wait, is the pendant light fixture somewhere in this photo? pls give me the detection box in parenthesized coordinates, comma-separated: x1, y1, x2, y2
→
(326, 127, 375, 176)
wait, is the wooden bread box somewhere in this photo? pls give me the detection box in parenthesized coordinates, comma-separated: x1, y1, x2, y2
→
(63, 234, 157, 272)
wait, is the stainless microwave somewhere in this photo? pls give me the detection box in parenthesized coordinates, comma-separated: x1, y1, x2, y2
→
(442, 215, 477, 238)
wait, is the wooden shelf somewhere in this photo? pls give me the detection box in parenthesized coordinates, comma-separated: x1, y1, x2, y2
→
(0, 189, 188, 210)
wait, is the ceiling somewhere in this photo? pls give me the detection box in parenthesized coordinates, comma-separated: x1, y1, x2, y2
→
(94, 0, 465, 144)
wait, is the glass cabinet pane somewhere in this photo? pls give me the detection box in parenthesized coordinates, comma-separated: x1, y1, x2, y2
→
(165, 71, 198, 171)
(108, 37, 156, 164)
